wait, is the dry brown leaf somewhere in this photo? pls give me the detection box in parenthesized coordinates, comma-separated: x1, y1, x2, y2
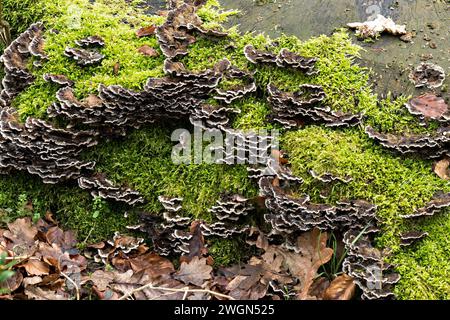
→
(24, 286, 69, 300)
(0, 271, 23, 292)
(129, 252, 175, 277)
(135, 25, 157, 38)
(3, 218, 37, 247)
(45, 226, 77, 251)
(175, 257, 212, 286)
(113, 62, 120, 76)
(285, 229, 333, 299)
(180, 221, 209, 264)
(138, 45, 159, 57)
(433, 157, 450, 180)
(22, 259, 50, 276)
(89, 270, 116, 291)
(323, 274, 356, 300)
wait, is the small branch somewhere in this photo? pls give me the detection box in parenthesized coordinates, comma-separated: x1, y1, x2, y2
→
(61, 272, 80, 301)
(119, 283, 235, 301)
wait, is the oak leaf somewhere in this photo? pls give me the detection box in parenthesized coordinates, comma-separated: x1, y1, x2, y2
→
(175, 257, 212, 286)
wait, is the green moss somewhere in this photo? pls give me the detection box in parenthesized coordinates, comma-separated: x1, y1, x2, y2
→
(0, 173, 134, 242)
(82, 125, 258, 221)
(2, 0, 450, 299)
(282, 127, 450, 299)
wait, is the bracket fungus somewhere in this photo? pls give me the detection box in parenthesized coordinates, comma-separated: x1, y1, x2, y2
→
(309, 170, 353, 183)
(75, 35, 105, 48)
(64, 47, 105, 66)
(365, 126, 450, 159)
(409, 63, 446, 89)
(49, 59, 235, 134)
(208, 193, 255, 221)
(400, 192, 450, 219)
(342, 229, 400, 300)
(43, 73, 75, 87)
(405, 93, 449, 121)
(0, 23, 46, 107)
(267, 83, 362, 128)
(156, 0, 227, 59)
(0, 107, 97, 183)
(78, 175, 144, 205)
(399, 231, 428, 247)
(243, 45, 318, 75)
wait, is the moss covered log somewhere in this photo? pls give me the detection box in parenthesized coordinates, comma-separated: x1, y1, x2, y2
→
(1, 0, 449, 299)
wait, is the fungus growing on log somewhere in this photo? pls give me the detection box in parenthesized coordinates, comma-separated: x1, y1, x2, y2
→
(365, 126, 450, 159)
(399, 231, 428, 247)
(49, 59, 235, 133)
(43, 73, 74, 87)
(0, 108, 97, 183)
(400, 192, 450, 219)
(409, 63, 446, 89)
(209, 193, 254, 221)
(0, 23, 46, 107)
(64, 47, 105, 66)
(214, 67, 257, 104)
(405, 93, 449, 121)
(138, 197, 192, 256)
(243, 45, 318, 75)
(78, 175, 144, 205)
(267, 83, 362, 128)
(156, 0, 227, 59)
(309, 170, 353, 183)
(75, 35, 105, 48)
(342, 229, 400, 300)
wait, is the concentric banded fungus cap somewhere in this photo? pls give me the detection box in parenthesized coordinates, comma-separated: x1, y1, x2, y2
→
(409, 63, 446, 89)
(365, 126, 450, 159)
(405, 93, 449, 121)
(78, 175, 144, 205)
(342, 229, 400, 300)
(243, 45, 318, 75)
(0, 107, 97, 183)
(399, 231, 428, 246)
(309, 170, 353, 183)
(75, 35, 105, 47)
(0, 23, 46, 106)
(267, 83, 361, 128)
(400, 192, 450, 219)
(64, 47, 105, 66)
(43, 74, 75, 87)
(209, 193, 255, 221)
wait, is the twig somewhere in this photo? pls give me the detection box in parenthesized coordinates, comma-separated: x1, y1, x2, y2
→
(119, 283, 235, 301)
(61, 272, 80, 301)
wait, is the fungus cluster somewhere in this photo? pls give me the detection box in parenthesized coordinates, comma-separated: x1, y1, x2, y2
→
(48, 59, 236, 133)
(78, 175, 144, 206)
(250, 152, 401, 299)
(64, 47, 105, 66)
(365, 126, 450, 159)
(267, 83, 362, 128)
(156, 0, 227, 59)
(0, 107, 97, 183)
(244, 45, 318, 75)
(0, 23, 46, 107)
(342, 229, 400, 300)
(409, 63, 446, 89)
(405, 93, 449, 121)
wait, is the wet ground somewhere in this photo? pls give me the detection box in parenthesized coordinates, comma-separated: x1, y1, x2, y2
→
(220, 0, 450, 97)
